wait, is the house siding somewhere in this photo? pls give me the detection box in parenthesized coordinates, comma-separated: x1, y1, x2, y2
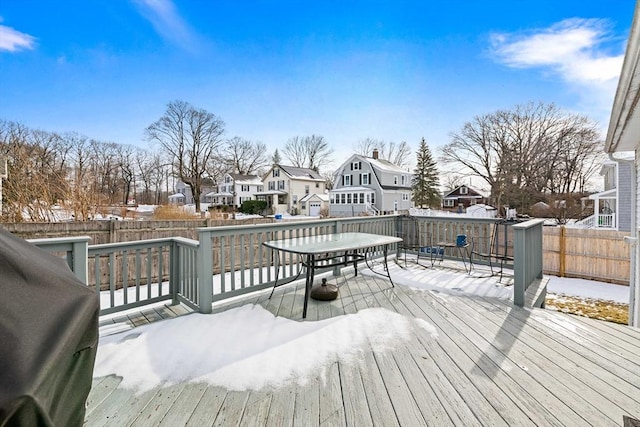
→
(619, 161, 633, 232)
(331, 155, 411, 216)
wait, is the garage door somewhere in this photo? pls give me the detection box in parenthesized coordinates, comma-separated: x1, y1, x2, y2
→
(309, 202, 321, 216)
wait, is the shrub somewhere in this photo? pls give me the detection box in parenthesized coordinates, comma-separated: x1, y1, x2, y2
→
(240, 200, 267, 215)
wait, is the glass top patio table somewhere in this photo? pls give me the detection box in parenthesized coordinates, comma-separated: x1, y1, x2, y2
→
(262, 232, 402, 254)
(262, 232, 402, 318)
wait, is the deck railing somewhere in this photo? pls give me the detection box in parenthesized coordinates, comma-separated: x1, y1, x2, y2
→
(31, 214, 544, 316)
(512, 219, 545, 306)
(28, 236, 90, 284)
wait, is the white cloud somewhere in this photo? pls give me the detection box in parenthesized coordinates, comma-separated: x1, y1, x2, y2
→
(490, 18, 623, 84)
(0, 19, 36, 52)
(133, 0, 198, 52)
(490, 18, 625, 121)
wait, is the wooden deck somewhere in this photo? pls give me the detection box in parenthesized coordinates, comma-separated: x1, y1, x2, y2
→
(87, 266, 640, 426)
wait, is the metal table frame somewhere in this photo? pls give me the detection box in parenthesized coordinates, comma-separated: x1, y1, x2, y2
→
(262, 232, 402, 318)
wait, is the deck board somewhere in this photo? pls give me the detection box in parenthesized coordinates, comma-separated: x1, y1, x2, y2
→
(87, 265, 640, 426)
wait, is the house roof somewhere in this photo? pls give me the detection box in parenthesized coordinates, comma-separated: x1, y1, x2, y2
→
(330, 186, 375, 193)
(229, 174, 263, 186)
(300, 193, 329, 202)
(257, 190, 287, 196)
(442, 185, 485, 199)
(168, 193, 185, 199)
(605, 2, 640, 153)
(340, 153, 408, 174)
(271, 165, 324, 181)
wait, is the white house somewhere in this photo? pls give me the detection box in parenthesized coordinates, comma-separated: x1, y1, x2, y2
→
(300, 193, 329, 217)
(579, 158, 634, 231)
(174, 179, 216, 205)
(258, 165, 326, 215)
(205, 173, 263, 208)
(605, 1, 639, 327)
(330, 149, 411, 217)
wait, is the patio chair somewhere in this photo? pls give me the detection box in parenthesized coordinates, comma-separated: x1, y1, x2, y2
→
(469, 223, 512, 280)
(395, 216, 440, 267)
(433, 233, 470, 272)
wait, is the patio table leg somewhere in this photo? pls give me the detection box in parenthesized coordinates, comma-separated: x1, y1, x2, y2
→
(302, 253, 315, 319)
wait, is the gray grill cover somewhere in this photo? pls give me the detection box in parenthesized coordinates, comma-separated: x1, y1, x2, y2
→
(0, 228, 99, 426)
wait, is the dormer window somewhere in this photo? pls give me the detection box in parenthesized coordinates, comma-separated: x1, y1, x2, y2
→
(460, 186, 468, 195)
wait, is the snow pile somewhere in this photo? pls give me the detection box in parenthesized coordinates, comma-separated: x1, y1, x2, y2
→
(95, 305, 430, 393)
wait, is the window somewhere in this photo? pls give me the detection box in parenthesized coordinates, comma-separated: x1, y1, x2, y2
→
(241, 185, 249, 192)
(341, 193, 346, 203)
(268, 181, 275, 190)
(402, 193, 409, 201)
(301, 202, 306, 209)
(347, 193, 352, 204)
(344, 175, 352, 186)
(278, 180, 285, 190)
(359, 193, 364, 203)
(293, 195, 298, 205)
(394, 176, 398, 185)
(366, 193, 371, 203)
(305, 185, 310, 194)
(460, 186, 468, 195)
(330, 194, 335, 204)
(273, 169, 280, 177)
(444, 199, 455, 207)
(315, 182, 319, 188)
(371, 193, 375, 204)
(352, 162, 360, 170)
(361, 174, 369, 185)
(401, 175, 406, 185)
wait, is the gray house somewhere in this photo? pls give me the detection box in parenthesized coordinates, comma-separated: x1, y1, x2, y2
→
(604, 0, 638, 327)
(329, 149, 411, 217)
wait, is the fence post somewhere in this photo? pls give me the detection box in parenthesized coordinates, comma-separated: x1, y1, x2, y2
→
(559, 226, 566, 277)
(197, 230, 213, 313)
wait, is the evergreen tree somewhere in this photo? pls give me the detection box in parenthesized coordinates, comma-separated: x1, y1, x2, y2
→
(271, 148, 282, 166)
(412, 137, 440, 208)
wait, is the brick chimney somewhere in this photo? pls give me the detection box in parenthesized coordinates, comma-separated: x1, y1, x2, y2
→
(372, 149, 379, 159)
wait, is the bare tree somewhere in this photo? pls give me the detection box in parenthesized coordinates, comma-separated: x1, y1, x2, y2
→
(353, 138, 412, 169)
(146, 100, 225, 212)
(283, 135, 333, 172)
(222, 136, 269, 175)
(441, 102, 602, 213)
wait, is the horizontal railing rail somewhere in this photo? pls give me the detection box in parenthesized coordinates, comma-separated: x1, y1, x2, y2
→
(196, 216, 398, 312)
(30, 214, 545, 316)
(87, 237, 200, 315)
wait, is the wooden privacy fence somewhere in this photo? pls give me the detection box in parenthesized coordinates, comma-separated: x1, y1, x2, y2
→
(16, 217, 633, 286)
(543, 227, 630, 285)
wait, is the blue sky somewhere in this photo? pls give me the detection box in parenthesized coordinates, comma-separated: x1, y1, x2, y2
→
(0, 0, 636, 173)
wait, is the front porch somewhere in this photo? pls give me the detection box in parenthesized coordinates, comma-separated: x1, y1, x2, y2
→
(85, 266, 640, 426)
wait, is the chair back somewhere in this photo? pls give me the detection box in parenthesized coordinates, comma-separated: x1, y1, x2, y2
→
(456, 234, 468, 247)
